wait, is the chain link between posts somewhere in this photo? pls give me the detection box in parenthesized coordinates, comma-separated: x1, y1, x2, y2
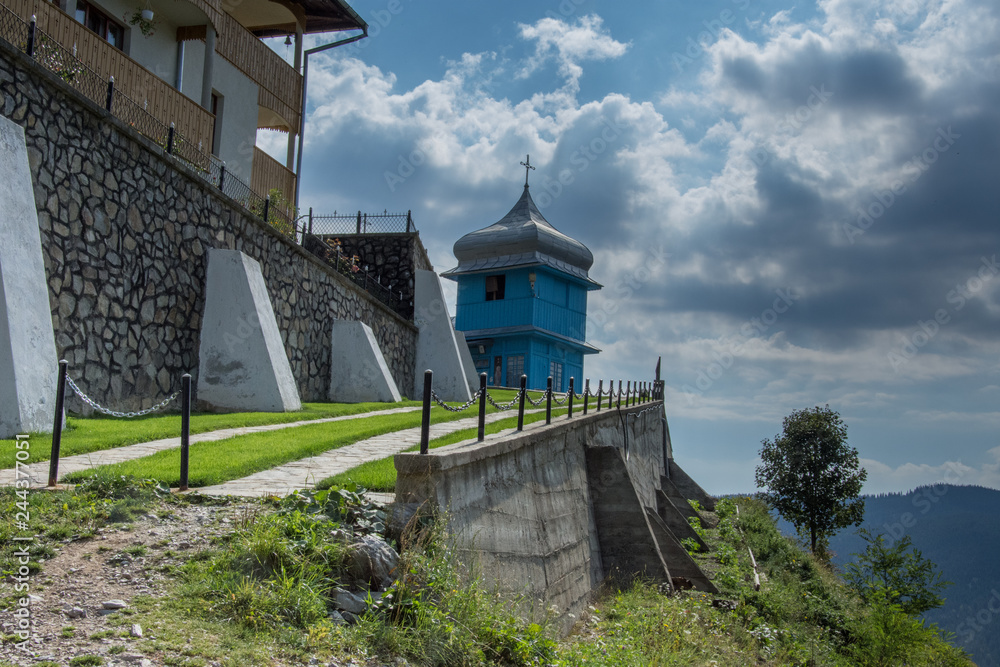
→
(430, 391, 479, 412)
(525, 390, 549, 407)
(66, 375, 179, 418)
(486, 389, 523, 411)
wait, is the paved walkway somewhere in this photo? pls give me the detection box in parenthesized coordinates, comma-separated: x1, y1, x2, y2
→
(0, 406, 422, 487)
(195, 409, 542, 497)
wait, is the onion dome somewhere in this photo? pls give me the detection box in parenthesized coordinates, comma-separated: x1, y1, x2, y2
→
(443, 185, 597, 283)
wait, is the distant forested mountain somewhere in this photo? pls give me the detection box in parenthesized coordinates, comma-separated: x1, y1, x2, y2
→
(773, 485, 1000, 666)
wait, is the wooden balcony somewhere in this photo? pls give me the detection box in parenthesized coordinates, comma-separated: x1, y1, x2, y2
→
(186, 0, 303, 132)
(252, 146, 297, 209)
(5, 0, 215, 154)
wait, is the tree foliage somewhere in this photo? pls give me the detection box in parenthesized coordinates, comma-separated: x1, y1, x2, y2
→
(845, 527, 951, 616)
(755, 405, 867, 556)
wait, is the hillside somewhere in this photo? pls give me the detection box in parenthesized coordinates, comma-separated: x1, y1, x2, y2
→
(0, 478, 976, 666)
(777, 485, 1000, 666)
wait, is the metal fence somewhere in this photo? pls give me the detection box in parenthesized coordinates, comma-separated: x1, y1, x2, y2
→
(418, 371, 660, 454)
(308, 210, 416, 236)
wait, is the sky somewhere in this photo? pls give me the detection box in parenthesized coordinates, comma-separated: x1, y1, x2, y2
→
(259, 0, 1000, 496)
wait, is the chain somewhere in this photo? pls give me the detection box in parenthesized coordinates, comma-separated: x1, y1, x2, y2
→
(430, 391, 479, 412)
(552, 392, 568, 406)
(525, 390, 548, 407)
(486, 388, 522, 411)
(66, 375, 179, 418)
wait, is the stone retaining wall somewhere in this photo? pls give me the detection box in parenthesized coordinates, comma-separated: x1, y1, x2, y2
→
(320, 233, 434, 321)
(0, 42, 419, 410)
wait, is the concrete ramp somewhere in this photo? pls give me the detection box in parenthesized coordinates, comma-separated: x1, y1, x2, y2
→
(586, 445, 718, 593)
(454, 330, 479, 392)
(660, 476, 702, 523)
(413, 269, 471, 402)
(586, 446, 671, 585)
(329, 319, 401, 403)
(656, 489, 710, 552)
(197, 249, 302, 412)
(645, 509, 719, 593)
(0, 116, 58, 437)
(669, 459, 716, 511)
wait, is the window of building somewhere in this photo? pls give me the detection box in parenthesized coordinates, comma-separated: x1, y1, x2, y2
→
(506, 355, 524, 384)
(210, 92, 223, 156)
(485, 274, 505, 301)
(549, 361, 563, 392)
(75, 0, 125, 51)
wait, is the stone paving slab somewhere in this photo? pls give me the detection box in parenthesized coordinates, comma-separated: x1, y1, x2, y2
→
(0, 406, 422, 487)
(195, 409, 547, 497)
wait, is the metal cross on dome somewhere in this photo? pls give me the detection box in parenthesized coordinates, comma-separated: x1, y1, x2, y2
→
(520, 154, 535, 187)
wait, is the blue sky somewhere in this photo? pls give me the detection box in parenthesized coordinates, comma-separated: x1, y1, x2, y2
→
(261, 0, 1000, 495)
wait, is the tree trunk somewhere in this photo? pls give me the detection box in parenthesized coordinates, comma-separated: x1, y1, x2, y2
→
(811, 525, 817, 554)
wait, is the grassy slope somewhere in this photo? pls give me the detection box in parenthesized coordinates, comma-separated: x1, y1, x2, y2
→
(0, 486, 974, 666)
(558, 496, 973, 666)
(0, 401, 420, 469)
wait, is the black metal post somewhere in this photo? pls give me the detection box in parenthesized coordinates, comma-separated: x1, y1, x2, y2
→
(617, 380, 622, 409)
(47, 360, 68, 487)
(105, 76, 115, 112)
(626, 381, 632, 407)
(25, 15, 35, 57)
(567, 377, 574, 418)
(262, 195, 270, 222)
(420, 370, 432, 454)
(583, 379, 589, 415)
(356, 210, 361, 234)
(596, 379, 602, 412)
(308, 207, 313, 235)
(517, 374, 526, 431)
(608, 379, 614, 410)
(166, 123, 175, 154)
(179, 374, 191, 491)
(406, 210, 412, 233)
(218, 164, 226, 192)
(545, 376, 553, 425)
(477, 373, 487, 442)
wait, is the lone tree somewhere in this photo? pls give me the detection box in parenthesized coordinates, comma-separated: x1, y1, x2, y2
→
(755, 405, 867, 556)
(844, 528, 950, 615)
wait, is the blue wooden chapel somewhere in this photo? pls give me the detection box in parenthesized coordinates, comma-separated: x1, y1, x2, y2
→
(442, 159, 601, 392)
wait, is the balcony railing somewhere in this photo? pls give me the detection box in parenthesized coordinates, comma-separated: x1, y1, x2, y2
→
(185, 0, 303, 131)
(3, 0, 215, 155)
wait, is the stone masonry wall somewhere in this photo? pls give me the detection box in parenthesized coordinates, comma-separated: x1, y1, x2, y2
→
(321, 233, 434, 320)
(0, 42, 418, 411)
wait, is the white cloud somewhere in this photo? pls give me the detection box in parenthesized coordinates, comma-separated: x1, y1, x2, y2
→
(861, 447, 1000, 493)
(517, 15, 630, 89)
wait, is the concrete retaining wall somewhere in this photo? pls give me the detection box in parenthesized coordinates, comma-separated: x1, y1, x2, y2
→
(395, 402, 671, 634)
(0, 42, 419, 411)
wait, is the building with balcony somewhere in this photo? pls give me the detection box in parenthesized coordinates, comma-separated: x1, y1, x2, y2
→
(443, 181, 601, 392)
(1, 0, 365, 205)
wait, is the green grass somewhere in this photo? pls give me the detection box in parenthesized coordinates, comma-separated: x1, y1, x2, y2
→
(317, 406, 570, 492)
(63, 391, 550, 488)
(0, 401, 421, 470)
(555, 497, 972, 666)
